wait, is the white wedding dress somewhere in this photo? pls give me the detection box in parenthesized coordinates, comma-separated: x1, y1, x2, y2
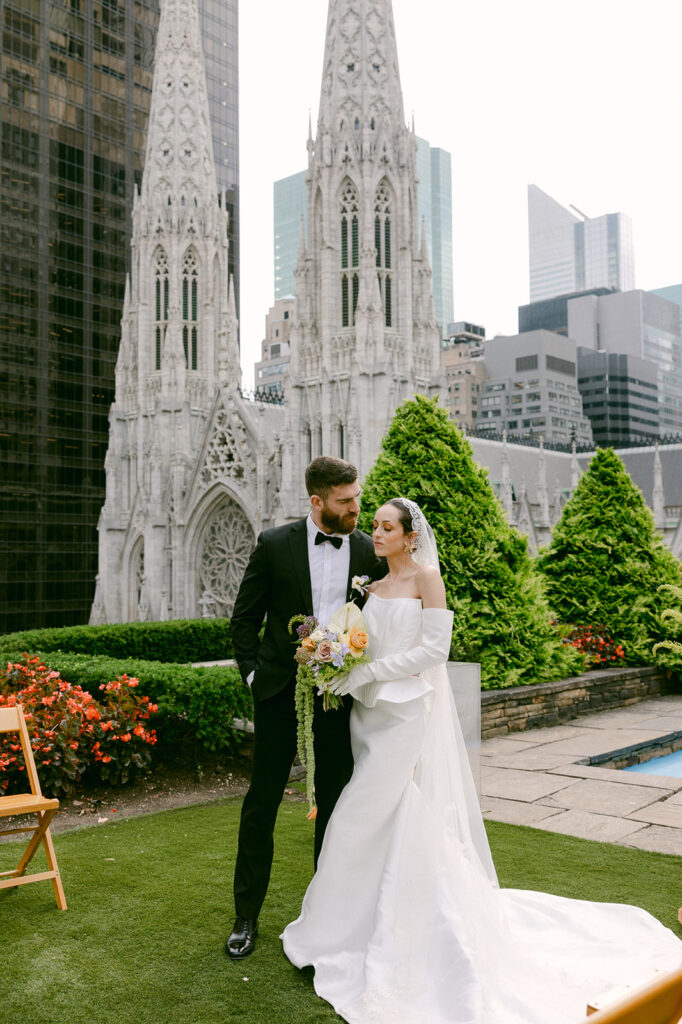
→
(282, 595, 682, 1024)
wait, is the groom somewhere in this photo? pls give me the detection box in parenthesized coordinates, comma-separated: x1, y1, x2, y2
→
(226, 456, 385, 959)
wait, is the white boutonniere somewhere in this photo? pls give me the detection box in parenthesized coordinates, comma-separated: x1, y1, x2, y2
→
(351, 574, 371, 596)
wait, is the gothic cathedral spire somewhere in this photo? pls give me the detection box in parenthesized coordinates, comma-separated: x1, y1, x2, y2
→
(281, 0, 442, 516)
(130, 0, 239, 392)
(94, 0, 244, 625)
(140, 0, 218, 213)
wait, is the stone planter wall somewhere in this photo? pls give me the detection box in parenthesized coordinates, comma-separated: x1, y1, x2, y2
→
(481, 665, 678, 740)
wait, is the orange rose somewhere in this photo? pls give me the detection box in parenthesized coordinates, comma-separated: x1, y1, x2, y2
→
(349, 628, 369, 652)
(301, 636, 316, 651)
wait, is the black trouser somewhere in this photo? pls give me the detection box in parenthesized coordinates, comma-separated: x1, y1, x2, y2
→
(233, 678, 354, 922)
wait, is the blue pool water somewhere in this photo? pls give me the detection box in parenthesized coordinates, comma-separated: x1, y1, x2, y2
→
(623, 749, 682, 778)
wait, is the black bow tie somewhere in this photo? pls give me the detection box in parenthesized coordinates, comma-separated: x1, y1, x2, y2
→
(315, 531, 343, 550)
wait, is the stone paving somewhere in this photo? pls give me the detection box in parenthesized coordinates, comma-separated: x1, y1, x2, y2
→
(480, 694, 682, 855)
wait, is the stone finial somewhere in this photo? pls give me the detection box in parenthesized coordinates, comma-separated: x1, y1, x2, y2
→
(552, 477, 563, 524)
(653, 441, 665, 529)
(500, 433, 513, 520)
(570, 439, 580, 491)
(537, 438, 550, 527)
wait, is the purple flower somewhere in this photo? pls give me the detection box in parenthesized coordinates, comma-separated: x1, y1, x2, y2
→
(297, 616, 319, 639)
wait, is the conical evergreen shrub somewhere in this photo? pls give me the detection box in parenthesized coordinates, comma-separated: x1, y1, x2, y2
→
(358, 395, 583, 689)
(537, 448, 682, 664)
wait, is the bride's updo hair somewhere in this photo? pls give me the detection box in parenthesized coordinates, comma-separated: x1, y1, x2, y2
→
(386, 498, 413, 535)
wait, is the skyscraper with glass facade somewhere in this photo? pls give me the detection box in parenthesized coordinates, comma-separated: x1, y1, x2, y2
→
(416, 137, 453, 340)
(274, 136, 453, 339)
(0, 0, 238, 633)
(273, 170, 308, 301)
(528, 184, 635, 303)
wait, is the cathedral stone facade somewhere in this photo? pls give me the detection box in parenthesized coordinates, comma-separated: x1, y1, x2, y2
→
(92, 0, 443, 623)
(92, 0, 682, 625)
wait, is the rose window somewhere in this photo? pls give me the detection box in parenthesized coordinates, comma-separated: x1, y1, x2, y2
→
(197, 497, 255, 617)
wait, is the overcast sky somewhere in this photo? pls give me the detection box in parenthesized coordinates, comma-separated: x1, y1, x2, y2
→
(238, 0, 682, 387)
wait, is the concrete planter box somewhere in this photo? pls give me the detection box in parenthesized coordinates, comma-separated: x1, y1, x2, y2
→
(480, 665, 677, 740)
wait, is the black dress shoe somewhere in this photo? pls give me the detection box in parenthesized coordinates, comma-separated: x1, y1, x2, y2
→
(225, 916, 258, 959)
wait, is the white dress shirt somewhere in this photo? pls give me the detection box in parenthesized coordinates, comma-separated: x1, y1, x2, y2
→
(306, 513, 351, 626)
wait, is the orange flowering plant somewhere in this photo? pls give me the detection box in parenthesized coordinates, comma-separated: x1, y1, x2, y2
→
(0, 656, 158, 795)
(558, 624, 625, 669)
(94, 674, 158, 785)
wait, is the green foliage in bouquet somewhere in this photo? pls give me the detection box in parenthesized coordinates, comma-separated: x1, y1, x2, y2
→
(653, 583, 682, 673)
(289, 608, 370, 811)
(357, 395, 583, 689)
(537, 448, 682, 665)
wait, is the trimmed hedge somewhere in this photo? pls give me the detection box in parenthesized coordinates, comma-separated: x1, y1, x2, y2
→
(0, 650, 252, 757)
(0, 618, 233, 664)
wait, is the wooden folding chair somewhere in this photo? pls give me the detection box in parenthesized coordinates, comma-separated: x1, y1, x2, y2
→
(582, 963, 682, 1024)
(0, 706, 66, 909)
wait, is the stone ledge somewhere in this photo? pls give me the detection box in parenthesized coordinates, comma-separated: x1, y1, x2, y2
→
(481, 666, 677, 739)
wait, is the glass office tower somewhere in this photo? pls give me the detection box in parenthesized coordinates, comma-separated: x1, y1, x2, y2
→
(528, 184, 635, 303)
(416, 137, 454, 341)
(273, 170, 308, 301)
(0, 0, 238, 632)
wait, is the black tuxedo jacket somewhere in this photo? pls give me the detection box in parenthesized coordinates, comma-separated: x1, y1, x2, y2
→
(231, 518, 386, 701)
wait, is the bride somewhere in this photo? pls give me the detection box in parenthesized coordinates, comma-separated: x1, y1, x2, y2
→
(281, 497, 682, 1024)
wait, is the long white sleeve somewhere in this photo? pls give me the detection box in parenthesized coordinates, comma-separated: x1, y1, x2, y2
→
(329, 608, 454, 705)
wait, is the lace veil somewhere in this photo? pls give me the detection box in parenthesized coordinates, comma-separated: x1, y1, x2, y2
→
(394, 497, 498, 887)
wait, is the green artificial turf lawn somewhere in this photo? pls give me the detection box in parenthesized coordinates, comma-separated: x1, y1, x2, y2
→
(1, 799, 680, 1024)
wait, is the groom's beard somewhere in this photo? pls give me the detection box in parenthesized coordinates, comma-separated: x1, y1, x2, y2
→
(320, 508, 358, 535)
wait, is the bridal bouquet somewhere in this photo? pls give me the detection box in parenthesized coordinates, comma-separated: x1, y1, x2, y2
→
(289, 601, 369, 813)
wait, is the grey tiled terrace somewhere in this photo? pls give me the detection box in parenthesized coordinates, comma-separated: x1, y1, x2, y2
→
(480, 695, 682, 855)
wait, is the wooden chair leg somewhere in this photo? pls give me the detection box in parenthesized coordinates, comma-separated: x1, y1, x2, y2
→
(42, 828, 67, 911)
(14, 808, 57, 877)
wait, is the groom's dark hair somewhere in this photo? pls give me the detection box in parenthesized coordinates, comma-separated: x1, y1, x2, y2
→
(305, 456, 358, 499)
